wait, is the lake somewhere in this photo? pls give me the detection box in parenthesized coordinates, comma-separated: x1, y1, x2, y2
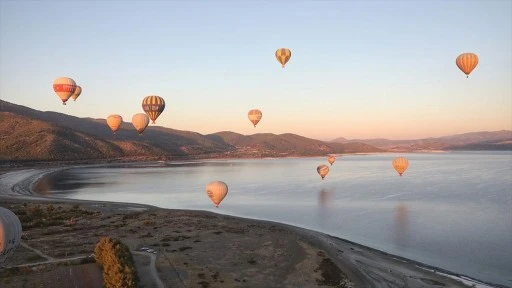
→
(34, 151, 512, 287)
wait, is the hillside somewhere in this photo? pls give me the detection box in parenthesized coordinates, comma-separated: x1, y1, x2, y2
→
(206, 131, 383, 157)
(331, 130, 512, 151)
(0, 100, 383, 162)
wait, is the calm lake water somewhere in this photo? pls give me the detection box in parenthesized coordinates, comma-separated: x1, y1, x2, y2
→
(35, 152, 512, 286)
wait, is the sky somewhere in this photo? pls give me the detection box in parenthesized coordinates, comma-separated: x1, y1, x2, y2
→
(0, 0, 511, 141)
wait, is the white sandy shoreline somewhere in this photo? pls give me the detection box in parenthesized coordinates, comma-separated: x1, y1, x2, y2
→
(0, 165, 504, 288)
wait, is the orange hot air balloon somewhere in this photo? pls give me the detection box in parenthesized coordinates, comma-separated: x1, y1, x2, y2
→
(456, 53, 479, 78)
(71, 85, 82, 101)
(327, 155, 335, 166)
(248, 109, 262, 127)
(275, 48, 291, 68)
(53, 77, 77, 105)
(206, 181, 228, 208)
(132, 113, 150, 135)
(107, 114, 123, 134)
(317, 164, 329, 180)
(392, 157, 409, 176)
(142, 95, 165, 124)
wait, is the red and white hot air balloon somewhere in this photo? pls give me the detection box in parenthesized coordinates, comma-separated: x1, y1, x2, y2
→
(53, 77, 77, 105)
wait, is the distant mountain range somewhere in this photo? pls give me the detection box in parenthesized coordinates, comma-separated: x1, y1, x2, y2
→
(331, 130, 512, 152)
(1, 100, 510, 163)
(0, 100, 382, 162)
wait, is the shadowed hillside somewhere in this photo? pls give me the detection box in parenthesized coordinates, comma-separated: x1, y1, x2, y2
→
(0, 100, 383, 163)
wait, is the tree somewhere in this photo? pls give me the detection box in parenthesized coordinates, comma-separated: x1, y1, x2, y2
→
(94, 237, 139, 288)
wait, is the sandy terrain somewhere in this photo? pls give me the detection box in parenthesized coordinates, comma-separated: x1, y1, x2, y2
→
(0, 168, 502, 288)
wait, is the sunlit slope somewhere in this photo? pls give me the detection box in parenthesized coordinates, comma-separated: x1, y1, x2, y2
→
(0, 112, 123, 160)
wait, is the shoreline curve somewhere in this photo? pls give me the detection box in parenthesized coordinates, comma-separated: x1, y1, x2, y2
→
(0, 166, 503, 288)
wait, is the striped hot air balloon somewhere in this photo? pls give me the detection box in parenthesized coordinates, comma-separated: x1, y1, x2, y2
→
(248, 109, 262, 127)
(71, 85, 82, 101)
(53, 77, 77, 105)
(142, 95, 165, 124)
(327, 155, 336, 166)
(206, 181, 228, 208)
(0, 207, 22, 266)
(456, 53, 479, 78)
(107, 114, 123, 134)
(317, 164, 329, 180)
(275, 48, 291, 68)
(132, 113, 150, 135)
(392, 157, 409, 176)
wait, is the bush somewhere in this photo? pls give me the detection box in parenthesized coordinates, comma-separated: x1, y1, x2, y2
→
(94, 237, 139, 288)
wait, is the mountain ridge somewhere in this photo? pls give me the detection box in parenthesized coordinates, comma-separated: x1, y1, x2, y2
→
(330, 130, 512, 151)
(0, 100, 383, 163)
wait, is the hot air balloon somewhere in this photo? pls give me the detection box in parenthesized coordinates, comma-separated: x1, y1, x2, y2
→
(142, 95, 165, 124)
(275, 48, 291, 68)
(327, 155, 335, 166)
(317, 164, 329, 180)
(107, 114, 123, 134)
(456, 53, 479, 78)
(132, 113, 149, 135)
(0, 207, 22, 266)
(206, 181, 228, 208)
(392, 157, 409, 176)
(53, 77, 77, 105)
(248, 109, 262, 127)
(71, 85, 82, 101)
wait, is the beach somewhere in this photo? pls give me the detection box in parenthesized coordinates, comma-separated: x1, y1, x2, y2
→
(0, 167, 499, 288)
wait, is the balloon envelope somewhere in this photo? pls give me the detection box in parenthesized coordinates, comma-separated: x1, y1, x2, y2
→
(327, 156, 335, 166)
(456, 53, 479, 78)
(317, 164, 329, 180)
(275, 48, 292, 68)
(107, 114, 123, 134)
(392, 157, 409, 176)
(132, 113, 150, 135)
(142, 95, 165, 124)
(206, 181, 228, 207)
(53, 77, 77, 105)
(248, 109, 262, 127)
(0, 207, 22, 266)
(71, 85, 82, 101)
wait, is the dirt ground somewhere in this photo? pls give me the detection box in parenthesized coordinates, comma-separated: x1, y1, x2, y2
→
(0, 199, 353, 288)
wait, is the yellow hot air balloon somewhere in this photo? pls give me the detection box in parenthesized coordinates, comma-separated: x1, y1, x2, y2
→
(275, 48, 291, 68)
(392, 157, 409, 176)
(456, 53, 479, 78)
(317, 164, 329, 180)
(71, 85, 82, 101)
(327, 155, 335, 166)
(53, 77, 77, 105)
(107, 114, 123, 134)
(206, 181, 228, 208)
(142, 95, 165, 124)
(132, 113, 150, 135)
(0, 207, 22, 266)
(248, 109, 262, 127)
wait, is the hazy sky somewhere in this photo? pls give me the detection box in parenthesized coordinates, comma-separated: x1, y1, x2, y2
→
(1, 0, 510, 141)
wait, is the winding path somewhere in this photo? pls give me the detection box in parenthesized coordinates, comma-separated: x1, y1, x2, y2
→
(132, 251, 165, 288)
